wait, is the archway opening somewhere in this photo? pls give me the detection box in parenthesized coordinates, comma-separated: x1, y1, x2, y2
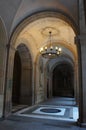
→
(12, 51, 21, 106)
(12, 44, 33, 112)
(52, 63, 74, 98)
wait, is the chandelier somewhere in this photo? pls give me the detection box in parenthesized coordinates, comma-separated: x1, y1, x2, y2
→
(40, 31, 62, 58)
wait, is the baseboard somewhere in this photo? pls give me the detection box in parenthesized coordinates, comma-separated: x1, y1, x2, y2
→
(80, 123, 86, 127)
(77, 120, 86, 127)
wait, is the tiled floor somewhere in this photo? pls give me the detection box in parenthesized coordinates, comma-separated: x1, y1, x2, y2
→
(0, 97, 86, 130)
(11, 97, 77, 121)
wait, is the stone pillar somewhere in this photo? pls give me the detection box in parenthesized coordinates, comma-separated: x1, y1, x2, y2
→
(78, 35, 86, 126)
(78, 0, 86, 126)
(3, 45, 15, 117)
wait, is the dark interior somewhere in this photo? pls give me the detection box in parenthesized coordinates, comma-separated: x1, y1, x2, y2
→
(53, 63, 74, 97)
(12, 51, 21, 106)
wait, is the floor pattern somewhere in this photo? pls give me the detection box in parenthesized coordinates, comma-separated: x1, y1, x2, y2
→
(14, 105, 78, 122)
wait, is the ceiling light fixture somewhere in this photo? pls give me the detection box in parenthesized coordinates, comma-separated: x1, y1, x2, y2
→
(40, 31, 62, 58)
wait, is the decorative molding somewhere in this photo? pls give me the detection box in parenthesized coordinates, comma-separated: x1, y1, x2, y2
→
(41, 26, 60, 36)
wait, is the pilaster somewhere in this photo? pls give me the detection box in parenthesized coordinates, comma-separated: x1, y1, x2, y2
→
(76, 34, 86, 127)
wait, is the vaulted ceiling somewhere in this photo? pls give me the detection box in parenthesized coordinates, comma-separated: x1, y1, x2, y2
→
(16, 17, 77, 60)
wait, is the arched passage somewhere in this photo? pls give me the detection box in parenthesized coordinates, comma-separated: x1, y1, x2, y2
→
(12, 44, 33, 111)
(52, 62, 74, 97)
(4, 11, 79, 122)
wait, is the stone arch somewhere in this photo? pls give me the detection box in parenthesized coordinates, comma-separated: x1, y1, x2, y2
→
(44, 54, 75, 98)
(4, 11, 80, 118)
(11, 0, 78, 32)
(12, 43, 33, 110)
(10, 11, 78, 48)
(4, 38, 33, 116)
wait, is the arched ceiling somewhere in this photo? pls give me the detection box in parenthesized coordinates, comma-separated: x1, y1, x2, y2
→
(11, 0, 78, 32)
(16, 17, 77, 60)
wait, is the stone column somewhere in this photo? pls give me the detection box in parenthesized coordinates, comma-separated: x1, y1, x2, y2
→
(78, 0, 86, 126)
(78, 35, 86, 126)
(3, 45, 15, 117)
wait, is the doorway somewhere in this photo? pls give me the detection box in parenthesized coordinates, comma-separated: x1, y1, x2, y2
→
(12, 44, 33, 112)
(12, 51, 21, 106)
(53, 63, 74, 98)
